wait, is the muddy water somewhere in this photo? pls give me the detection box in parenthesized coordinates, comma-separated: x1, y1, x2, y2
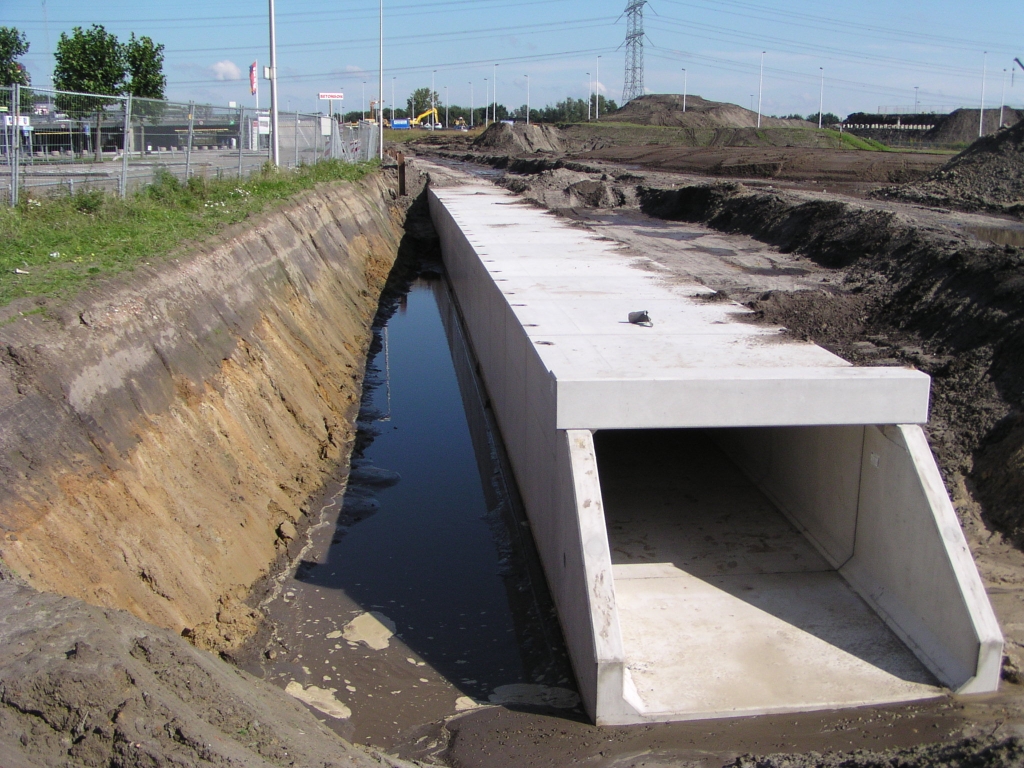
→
(245, 272, 576, 752)
(965, 224, 1024, 247)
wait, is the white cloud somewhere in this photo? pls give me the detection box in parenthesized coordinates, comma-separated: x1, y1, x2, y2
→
(209, 60, 242, 81)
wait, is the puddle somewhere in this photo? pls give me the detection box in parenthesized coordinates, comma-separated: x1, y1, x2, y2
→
(246, 272, 575, 750)
(965, 225, 1024, 247)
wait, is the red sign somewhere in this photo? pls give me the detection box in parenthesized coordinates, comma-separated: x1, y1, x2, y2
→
(249, 61, 258, 96)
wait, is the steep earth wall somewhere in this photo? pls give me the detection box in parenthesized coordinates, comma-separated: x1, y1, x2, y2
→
(0, 174, 405, 650)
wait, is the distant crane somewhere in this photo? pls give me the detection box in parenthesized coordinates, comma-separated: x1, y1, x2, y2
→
(1016, 57, 1024, 73)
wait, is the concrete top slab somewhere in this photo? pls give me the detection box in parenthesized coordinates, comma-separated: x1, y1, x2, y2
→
(432, 185, 931, 428)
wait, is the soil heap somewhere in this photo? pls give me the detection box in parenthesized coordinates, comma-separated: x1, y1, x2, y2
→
(876, 119, 1024, 215)
(923, 107, 1024, 144)
(471, 122, 565, 153)
(601, 94, 813, 129)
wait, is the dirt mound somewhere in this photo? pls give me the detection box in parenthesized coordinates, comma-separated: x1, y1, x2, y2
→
(603, 93, 813, 129)
(471, 122, 565, 153)
(876, 119, 1024, 215)
(924, 108, 1024, 144)
(0, 569, 417, 767)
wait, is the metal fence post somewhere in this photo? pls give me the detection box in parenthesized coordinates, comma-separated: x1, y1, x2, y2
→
(11, 83, 20, 206)
(238, 107, 245, 179)
(184, 101, 195, 179)
(120, 94, 132, 197)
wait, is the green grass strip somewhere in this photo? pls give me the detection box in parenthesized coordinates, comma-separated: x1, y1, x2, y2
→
(0, 159, 377, 308)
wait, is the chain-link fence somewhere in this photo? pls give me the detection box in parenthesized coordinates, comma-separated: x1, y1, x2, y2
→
(1, 85, 381, 205)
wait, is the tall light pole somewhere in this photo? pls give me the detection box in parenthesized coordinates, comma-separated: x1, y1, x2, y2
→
(484, 78, 488, 125)
(378, 0, 383, 158)
(914, 86, 919, 113)
(431, 69, 436, 130)
(493, 63, 498, 122)
(470, 81, 474, 128)
(818, 67, 824, 128)
(587, 72, 591, 120)
(979, 51, 988, 138)
(268, 0, 280, 166)
(524, 74, 532, 124)
(391, 77, 395, 124)
(999, 69, 1008, 127)
(444, 85, 449, 129)
(682, 68, 687, 112)
(361, 81, 366, 120)
(596, 55, 601, 119)
(756, 51, 765, 128)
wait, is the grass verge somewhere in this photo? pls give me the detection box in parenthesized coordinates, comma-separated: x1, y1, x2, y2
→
(0, 160, 377, 308)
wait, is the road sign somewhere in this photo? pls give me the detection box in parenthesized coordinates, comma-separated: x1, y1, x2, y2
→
(318, 92, 344, 101)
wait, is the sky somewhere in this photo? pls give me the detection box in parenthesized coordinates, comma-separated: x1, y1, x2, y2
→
(5, 0, 1022, 119)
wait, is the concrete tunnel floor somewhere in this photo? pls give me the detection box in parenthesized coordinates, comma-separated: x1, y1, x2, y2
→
(593, 428, 944, 719)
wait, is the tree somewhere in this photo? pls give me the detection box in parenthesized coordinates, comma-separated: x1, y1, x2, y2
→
(407, 87, 439, 119)
(0, 26, 30, 87)
(124, 34, 166, 153)
(53, 25, 125, 97)
(807, 111, 841, 127)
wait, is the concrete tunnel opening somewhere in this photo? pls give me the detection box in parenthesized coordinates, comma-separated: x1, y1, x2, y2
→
(593, 427, 942, 720)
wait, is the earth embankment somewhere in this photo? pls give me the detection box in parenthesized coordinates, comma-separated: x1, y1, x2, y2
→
(0, 173, 406, 651)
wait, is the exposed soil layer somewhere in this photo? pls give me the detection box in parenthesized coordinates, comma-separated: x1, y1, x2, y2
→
(921, 108, 1024, 144)
(472, 122, 566, 154)
(0, 564, 418, 768)
(0, 175, 406, 649)
(876, 120, 1024, 216)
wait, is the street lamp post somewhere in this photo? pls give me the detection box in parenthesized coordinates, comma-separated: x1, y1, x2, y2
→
(914, 86, 919, 113)
(392, 77, 395, 124)
(524, 74, 532, 124)
(979, 51, 988, 138)
(361, 81, 365, 120)
(682, 68, 687, 112)
(431, 70, 436, 130)
(756, 51, 765, 128)
(445, 85, 448, 129)
(268, 0, 280, 166)
(484, 78, 488, 125)
(493, 63, 498, 122)
(378, 0, 383, 159)
(596, 55, 601, 119)
(587, 72, 591, 120)
(818, 67, 824, 128)
(470, 81, 474, 128)
(1000, 69, 1008, 128)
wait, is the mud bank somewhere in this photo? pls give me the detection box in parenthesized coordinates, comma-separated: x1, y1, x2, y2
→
(0, 173, 406, 650)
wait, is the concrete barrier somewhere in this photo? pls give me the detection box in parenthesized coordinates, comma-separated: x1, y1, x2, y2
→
(427, 181, 1002, 724)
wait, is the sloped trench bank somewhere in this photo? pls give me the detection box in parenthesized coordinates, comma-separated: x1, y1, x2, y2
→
(0, 171, 435, 765)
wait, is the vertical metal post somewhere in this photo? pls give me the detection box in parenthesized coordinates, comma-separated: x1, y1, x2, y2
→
(238, 107, 245, 178)
(979, 51, 987, 138)
(268, 0, 280, 166)
(596, 56, 601, 119)
(120, 94, 131, 197)
(294, 110, 299, 167)
(11, 84, 19, 206)
(757, 51, 765, 129)
(379, 0, 384, 159)
(818, 68, 824, 129)
(185, 101, 195, 179)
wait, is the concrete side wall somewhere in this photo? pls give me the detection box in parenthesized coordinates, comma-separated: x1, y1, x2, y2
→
(843, 425, 1003, 692)
(718, 424, 1002, 693)
(428, 189, 628, 722)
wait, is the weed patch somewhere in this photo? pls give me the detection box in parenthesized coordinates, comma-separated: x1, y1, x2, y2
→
(0, 160, 377, 307)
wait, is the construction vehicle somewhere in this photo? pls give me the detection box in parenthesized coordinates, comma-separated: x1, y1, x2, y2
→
(410, 107, 441, 129)
(454, 116, 468, 131)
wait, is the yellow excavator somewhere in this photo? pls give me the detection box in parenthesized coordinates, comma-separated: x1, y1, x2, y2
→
(410, 107, 440, 129)
(454, 116, 468, 131)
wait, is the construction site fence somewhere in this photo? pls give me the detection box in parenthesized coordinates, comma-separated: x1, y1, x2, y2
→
(1, 85, 380, 205)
